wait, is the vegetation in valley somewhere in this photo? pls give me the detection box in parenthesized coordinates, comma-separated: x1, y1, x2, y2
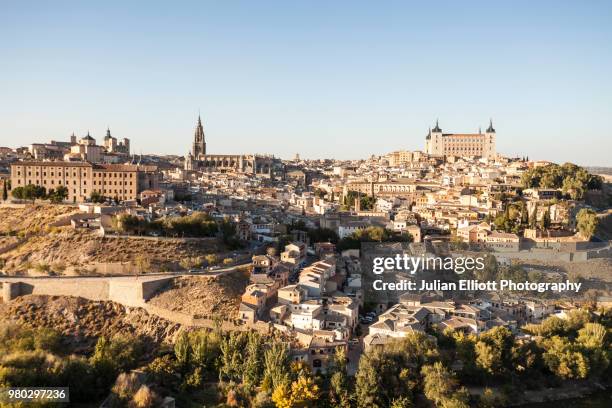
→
(0, 305, 610, 407)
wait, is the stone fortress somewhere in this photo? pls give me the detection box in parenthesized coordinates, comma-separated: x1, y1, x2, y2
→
(425, 119, 496, 159)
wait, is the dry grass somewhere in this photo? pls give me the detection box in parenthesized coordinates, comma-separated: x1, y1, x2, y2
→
(148, 270, 250, 320)
(0, 204, 222, 275)
(0, 295, 182, 352)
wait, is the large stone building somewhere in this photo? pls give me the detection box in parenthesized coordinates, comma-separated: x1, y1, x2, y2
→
(103, 128, 130, 155)
(425, 120, 496, 159)
(29, 129, 130, 163)
(386, 150, 427, 166)
(184, 115, 280, 177)
(10, 161, 159, 202)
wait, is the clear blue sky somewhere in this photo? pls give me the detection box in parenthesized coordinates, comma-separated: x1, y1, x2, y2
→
(1, 1, 611, 165)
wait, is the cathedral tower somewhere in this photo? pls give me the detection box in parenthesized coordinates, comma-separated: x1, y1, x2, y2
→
(192, 115, 206, 158)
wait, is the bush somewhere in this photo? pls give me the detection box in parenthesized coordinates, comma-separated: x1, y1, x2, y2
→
(130, 384, 160, 408)
(112, 372, 142, 401)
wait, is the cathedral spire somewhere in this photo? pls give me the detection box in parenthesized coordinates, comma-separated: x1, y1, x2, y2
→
(192, 114, 206, 158)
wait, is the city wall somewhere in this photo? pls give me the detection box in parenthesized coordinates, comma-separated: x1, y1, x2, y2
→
(0, 272, 267, 332)
(0, 276, 172, 307)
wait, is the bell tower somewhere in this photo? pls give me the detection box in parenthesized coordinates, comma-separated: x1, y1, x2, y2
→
(192, 114, 206, 158)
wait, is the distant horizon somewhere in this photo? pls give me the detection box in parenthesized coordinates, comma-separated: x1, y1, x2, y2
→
(2, 117, 611, 168)
(1, 1, 611, 166)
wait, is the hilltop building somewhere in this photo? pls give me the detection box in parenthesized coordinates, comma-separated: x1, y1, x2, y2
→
(10, 161, 159, 202)
(103, 128, 130, 155)
(425, 120, 496, 159)
(184, 115, 281, 177)
(29, 129, 130, 163)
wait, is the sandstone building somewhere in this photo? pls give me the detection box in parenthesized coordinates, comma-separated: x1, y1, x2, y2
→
(184, 115, 280, 177)
(11, 161, 159, 202)
(425, 120, 496, 159)
(29, 129, 130, 163)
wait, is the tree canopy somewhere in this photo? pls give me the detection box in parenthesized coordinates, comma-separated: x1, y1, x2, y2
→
(521, 163, 602, 199)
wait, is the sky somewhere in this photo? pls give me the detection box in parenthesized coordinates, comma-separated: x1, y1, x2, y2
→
(1, 1, 611, 165)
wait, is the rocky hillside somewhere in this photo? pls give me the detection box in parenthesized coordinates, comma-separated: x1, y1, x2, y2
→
(0, 204, 77, 235)
(0, 204, 223, 275)
(148, 269, 250, 320)
(0, 295, 182, 353)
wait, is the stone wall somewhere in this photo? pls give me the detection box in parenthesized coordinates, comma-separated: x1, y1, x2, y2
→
(0, 275, 170, 305)
(0, 274, 268, 333)
(9, 278, 110, 302)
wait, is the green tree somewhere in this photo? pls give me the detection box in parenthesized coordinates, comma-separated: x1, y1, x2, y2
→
(205, 253, 219, 266)
(174, 331, 191, 370)
(541, 336, 589, 379)
(219, 331, 247, 383)
(11, 184, 45, 200)
(89, 335, 144, 391)
(261, 341, 290, 392)
(11, 186, 24, 199)
(355, 349, 385, 408)
(521, 163, 602, 196)
(242, 332, 264, 391)
(421, 362, 459, 406)
(576, 208, 598, 240)
(48, 185, 68, 203)
(90, 190, 105, 203)
(328, 347, 351, 408)
(390, 396, 414, 408)
(576, 322, 610, 376)
(475, 327, 514, 376)
(355, 333, 437, 407)
(540, 208, 551, 230)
